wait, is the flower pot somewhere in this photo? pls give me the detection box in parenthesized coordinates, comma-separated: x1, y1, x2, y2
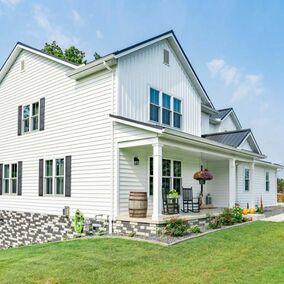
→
(166, 198, 179, 214)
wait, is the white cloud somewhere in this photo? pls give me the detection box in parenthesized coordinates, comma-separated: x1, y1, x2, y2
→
(0, 0, 22, 7)
(71, 9, 83, 24)
(96, 29, 103, 39)
(32, 4, 79, 48)
(207, 58, 264, 102)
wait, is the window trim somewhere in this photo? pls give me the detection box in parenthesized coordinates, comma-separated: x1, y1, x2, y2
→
(244, 168, 250, 192)
(148, 85, 183, 129)
(265, 172, 270, 192)
(148, 157, 182, 196)
(43, 158, 65, 197)
(22, 101, 40, 134)
(3, 163, 18, 195)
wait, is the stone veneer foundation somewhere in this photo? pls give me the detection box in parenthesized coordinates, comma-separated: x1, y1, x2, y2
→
(112, 217, 210, 237)
(0, 210, 108, 249)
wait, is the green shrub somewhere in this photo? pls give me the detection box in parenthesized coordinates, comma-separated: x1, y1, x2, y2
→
(219, 208, 236, 226)
(163, 218, 189, 237)
(208, 216, 222, 230)
(190, 225, 201, 234)
(232, 206, 243, 223)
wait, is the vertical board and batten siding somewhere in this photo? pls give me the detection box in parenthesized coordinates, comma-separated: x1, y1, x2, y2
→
(117, 39, 202, 136)
(0, 50, 114, 217)
(219, 114, 238, 132)
(201, 112, 210, 134)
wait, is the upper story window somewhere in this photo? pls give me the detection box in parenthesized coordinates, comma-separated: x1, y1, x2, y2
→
(23, 102, 39, 133)
(266, 172, 270, 192)
(163, 49, 170, 65)
(244, 168, 250, 191)
(3, 163, 18, 195)
(173, 98, 182, 128)
(149, 88, 182, 129)
(162, 93, 171, 126)
(18, 98, 45, 136)
(44, 158, 65, 196)
(150, 88, 160, 122)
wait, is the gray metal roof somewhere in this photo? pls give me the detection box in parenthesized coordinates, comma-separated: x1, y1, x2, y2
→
(211, 108, 232, 120)
(202, 129, 250, 148)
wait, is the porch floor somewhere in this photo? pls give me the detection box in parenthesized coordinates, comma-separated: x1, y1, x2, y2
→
(116, 207, 224, 224)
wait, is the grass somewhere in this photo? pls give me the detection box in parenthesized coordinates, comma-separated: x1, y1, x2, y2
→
(0, 221, 283, 284)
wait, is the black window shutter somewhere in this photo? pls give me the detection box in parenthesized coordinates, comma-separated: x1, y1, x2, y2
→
(39, 97, 45, 131)
(18, 105, 22, 136)
(65, 156, 72, 197)
(39, 159, 44, 196)
(0, 164, 3, 195)
(17, 161, 22, 195)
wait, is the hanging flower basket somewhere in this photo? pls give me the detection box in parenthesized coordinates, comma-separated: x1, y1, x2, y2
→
(193, 169, 213, 184)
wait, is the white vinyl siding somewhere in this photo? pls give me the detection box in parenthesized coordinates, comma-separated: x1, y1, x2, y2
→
(0, 49, 114, 217)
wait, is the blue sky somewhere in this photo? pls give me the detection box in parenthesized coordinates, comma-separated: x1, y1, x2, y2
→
(0, 0, 284, 174)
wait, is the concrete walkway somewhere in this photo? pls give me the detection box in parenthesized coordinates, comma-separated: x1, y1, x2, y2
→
(261, 213, 284, 222)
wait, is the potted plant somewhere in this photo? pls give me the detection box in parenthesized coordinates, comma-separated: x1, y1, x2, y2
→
(193, 166, 213, 208)
(167, 189, 179, 214)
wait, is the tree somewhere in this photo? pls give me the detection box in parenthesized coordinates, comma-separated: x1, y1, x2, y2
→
(43, 41, 64, 59)
(277, 178, 284, 192)
(42, 41, 86, 65)
(64, 46, 86, 65)
(93, 52, 101, 60)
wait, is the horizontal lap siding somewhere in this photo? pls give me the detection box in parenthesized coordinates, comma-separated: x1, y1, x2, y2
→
(0, 50, 114, 217)
(254, 166, 277, 206)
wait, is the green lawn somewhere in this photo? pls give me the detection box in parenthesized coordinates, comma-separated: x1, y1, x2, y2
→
(0, 221, 283, 284)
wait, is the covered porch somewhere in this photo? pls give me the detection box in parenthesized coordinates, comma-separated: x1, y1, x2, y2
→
(116, 137, 239, 222)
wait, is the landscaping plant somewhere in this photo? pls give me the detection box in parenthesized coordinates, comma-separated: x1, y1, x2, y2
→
(190, 225, 201, 234)
(72, 209, 85, 234)
(232, 206, 243, 223)
(163, 218, 189, 237)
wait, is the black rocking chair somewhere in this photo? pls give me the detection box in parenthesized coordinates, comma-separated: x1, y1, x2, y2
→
(162, 188, 179, 215)
(182, 187, 200, 213)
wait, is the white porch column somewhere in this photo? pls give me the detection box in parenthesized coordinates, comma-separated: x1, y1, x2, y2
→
(152, 143, 163, 221)
(228, 158, 236, 207)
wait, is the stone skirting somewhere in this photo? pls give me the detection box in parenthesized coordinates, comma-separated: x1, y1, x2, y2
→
(0, 210, 109, 249)
(264, 205, 284, 217)
(113, 217, 210, 237)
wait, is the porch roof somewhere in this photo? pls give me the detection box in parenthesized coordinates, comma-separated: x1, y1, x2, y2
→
(110, 114, 269, 161)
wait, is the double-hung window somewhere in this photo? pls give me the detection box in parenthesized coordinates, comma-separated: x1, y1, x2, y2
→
(149, 88, 160, 122)
(245, 169, 250, 191)
(22, 102, 39, 133)
(162, 94, 171, 126)
(173, 98, 182, 128)
(266, 172, 270, 192)
(3, 163, 17, 195)
(44, 159, 65, 196)
(149, 158, 182, 196)
(173, 161, 182, 194)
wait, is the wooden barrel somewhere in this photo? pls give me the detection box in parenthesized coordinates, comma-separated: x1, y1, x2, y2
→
(129, 192, 148, 218)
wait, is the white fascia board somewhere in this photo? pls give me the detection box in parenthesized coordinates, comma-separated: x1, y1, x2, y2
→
(162, 128, 266, 160)
(110, 116, 164, 134)
(0, 43, 80, 84)
(202, 104, 218, 115)
(222, 110, 242, 129)
(238, 133, 262, 156)
(254, 160, 284, 169)
(67, 55, 116, 80)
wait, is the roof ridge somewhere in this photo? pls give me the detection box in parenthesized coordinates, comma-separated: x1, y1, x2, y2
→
(202, 129, 251, 137)
(218, 107, 233, 112)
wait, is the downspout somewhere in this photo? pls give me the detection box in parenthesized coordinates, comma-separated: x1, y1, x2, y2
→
(103, 61, 115, 234)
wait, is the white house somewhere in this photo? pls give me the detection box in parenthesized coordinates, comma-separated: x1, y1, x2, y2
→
(0, 31, 281, 227)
